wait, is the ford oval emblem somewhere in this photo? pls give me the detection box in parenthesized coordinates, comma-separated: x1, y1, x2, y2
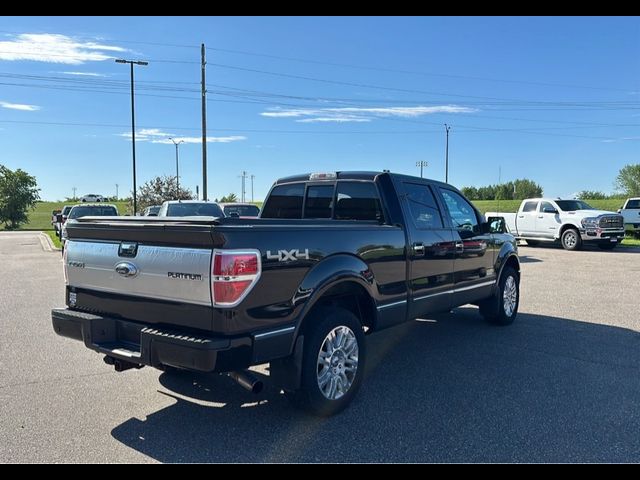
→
(115, 262, 138, 278)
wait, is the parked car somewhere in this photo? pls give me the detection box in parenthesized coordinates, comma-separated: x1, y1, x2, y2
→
(487, 198, 625, 250)
(53, 205, 73, 238)
(142, 205, 161, 217)
(60, 204, 118, 253)
(53, 171, 519, 416)
(219, 202, 260, 218)
(157, 200, 224, 217)
(618, 197, 640, 237)
(80, 194, 105, 203)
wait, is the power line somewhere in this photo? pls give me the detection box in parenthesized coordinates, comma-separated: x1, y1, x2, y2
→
(206, 61, 639, 106)
(205, 45, 633, 93)
(0, 118, 630, 140)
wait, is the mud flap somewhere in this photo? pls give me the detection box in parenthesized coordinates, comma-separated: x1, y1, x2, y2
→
(270, 335, 304, 391)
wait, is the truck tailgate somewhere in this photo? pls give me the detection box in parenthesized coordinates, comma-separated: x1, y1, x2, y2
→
(65, 240, 212, 306)
(64, 218, 218, 330)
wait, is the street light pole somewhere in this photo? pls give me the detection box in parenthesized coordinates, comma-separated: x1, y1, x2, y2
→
(444, 124, 451, 184)
(416, 161, 429, 178)
(250, 174, 255, 203)
(169, 138, 184, 199)
(115, 58, 148, 215)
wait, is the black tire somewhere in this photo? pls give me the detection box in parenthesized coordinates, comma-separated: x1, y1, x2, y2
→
(286, 307, 365, 416)
(561, 228, 582, 251)
(480, 266, 520, 326)
(598, 242, 617, 250)
(525, 239, 540, 247)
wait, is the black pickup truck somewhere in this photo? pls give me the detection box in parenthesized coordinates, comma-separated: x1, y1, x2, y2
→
(52, 171, 520, 415)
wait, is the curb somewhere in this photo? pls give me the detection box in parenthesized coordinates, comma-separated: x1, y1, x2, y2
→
(39, 231, 61, 252)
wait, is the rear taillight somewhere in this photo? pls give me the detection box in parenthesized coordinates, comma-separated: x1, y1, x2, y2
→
(212, 250, 261, 307)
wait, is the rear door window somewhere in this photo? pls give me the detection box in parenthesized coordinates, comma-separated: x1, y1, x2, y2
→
(402, 182, 443, 229)
(522, 201, 539, 213)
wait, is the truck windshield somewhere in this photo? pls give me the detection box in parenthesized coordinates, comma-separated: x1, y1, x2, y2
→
(555, 200, 594, 211)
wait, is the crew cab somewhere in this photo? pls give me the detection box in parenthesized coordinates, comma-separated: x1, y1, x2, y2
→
(487, 198, 625, 250)
(52, 172, 520, 415)
(618, 197, 640, 237)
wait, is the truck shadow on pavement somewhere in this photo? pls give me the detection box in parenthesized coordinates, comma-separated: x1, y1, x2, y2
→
(111, 308, 640, 463)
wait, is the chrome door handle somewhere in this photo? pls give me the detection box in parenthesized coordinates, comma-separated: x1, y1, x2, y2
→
(537, 215, 544, 219)
(455, 241, 464, 252)
(412, 243, 425, 255)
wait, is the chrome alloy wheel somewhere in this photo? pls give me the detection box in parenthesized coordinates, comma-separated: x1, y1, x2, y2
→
(564, 231, 577, 248)
(503, 275, 518, 317)
(316, 326, 359, 400)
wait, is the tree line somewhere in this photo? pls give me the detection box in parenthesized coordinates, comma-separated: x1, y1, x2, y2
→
(461, 164, 640, 201)
(461, 179, 543, 201)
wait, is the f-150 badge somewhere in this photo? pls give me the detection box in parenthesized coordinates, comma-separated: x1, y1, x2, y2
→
(266, 249, 310, 262)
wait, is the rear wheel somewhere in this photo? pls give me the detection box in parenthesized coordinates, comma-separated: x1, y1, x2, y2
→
(286, 308, 365, 416)
(480, 266, 519, 326)
(561, 228, 582, 251)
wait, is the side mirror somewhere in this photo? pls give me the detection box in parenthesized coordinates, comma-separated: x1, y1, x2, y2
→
(542, 207, 558, 214)
(485, 216, 506, 234)
(617, 208, 622, 213)
(55, 214, 64, 223)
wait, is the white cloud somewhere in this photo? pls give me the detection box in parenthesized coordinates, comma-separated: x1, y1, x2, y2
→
(117, 129, 246, 144)
(297, 116, 371, 123)
(0, 33, 126, 64)
(261, 105, 477, 123)
(60, 71, 107, 77)
(151, 135, 247, 144)
(0, 101, 40, 111)
(601, 136, 640, 143)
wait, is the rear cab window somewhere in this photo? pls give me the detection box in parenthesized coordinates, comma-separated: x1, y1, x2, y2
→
(261, 181, 384, 222)
(522, 201, 539, 213)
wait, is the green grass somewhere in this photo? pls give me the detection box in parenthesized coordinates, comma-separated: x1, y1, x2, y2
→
(622, 236, 640, 247)
(472, 199, 625, 214)
(1, 201, 131, 231)
(45, 230, 62, 249)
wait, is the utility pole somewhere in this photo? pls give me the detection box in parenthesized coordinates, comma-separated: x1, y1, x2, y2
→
(201, 44, 208, 201)
(168, 138, 184, 199)
(416, 161, 429, 178)
(196, 185, 199, 201)
(115, 58, 148, 215)
(72, 187, 77, 200)
(115, 184, 119, 200)
(239, 171, 248, 202)
(444, 124, 451, 184)
(250, 174, 255, 202)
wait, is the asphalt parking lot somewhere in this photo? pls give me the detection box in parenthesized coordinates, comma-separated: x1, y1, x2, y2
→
(1, 231, 639, 463)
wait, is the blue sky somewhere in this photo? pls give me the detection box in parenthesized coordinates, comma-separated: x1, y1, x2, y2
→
(0, 16, 638, 201)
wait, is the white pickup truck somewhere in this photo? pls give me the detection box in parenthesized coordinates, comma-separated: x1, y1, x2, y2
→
(618, 197, 640, 237)
(487, 198, 625, 250)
